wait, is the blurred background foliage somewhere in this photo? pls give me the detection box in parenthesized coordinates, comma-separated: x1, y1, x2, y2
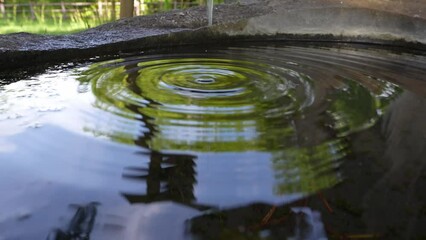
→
(0, 0, 224, 34)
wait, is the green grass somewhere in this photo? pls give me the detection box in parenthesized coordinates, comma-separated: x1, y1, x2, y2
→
(0, 4, 112, 35)
(0, 20, 105, 34)
(0, 0, 225, 35)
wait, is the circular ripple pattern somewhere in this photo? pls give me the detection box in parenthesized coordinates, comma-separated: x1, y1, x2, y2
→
(134, 58, 306, 118)
(89, 57, 311, 115)
(81, 54, 313, 151)
(77, 45, 426, 153)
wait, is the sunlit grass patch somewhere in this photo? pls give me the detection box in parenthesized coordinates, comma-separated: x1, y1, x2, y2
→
(0, 20, 102, 34)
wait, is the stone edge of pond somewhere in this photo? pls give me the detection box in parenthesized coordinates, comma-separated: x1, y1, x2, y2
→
(1, 5, 426, 72)
(246, 7, 426, 44)
(1, 32, 424, 75)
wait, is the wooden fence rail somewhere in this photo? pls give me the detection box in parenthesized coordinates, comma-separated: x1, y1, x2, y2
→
(0, 1, 203, 20)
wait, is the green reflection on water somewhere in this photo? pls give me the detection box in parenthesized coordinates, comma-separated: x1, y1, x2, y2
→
(328, 79, 401, 136)
(272, 139, 347, 195)
(78, 57, 309, 152)
(77, 51, 402, 196)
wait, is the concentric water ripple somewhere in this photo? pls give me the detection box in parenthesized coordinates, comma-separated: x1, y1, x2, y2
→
(75, 44, 423, 195)
(77, 45, 412, 155)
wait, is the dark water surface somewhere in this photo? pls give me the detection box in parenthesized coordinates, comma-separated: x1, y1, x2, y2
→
(1, 43, 426, 239)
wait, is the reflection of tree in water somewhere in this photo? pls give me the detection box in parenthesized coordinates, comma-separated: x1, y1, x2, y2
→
(188, 201, 329, 240)
(120, 63, 200, 208)
(47, 203, 98, 240)
(272, 140, 347, 196)
(121, 151, 199, 208)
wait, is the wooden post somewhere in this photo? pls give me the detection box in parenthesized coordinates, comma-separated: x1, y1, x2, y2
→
(61, 1, 67, 20)
(0, 0, 5, 19)
(120, 0, 133, 18)
(29, 1, 36, 20)
(111, 0, 116, 20)
(98, 0, 103, 17)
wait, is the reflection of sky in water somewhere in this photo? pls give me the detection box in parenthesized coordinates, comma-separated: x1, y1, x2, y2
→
(0, 68, 92, 139)
(1, 124, 299, 205)
(195, 153, 303, 206)
(0, 125, 301, 239)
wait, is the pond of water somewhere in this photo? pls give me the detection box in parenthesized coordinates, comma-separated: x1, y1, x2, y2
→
(1, 43, 426, 239)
